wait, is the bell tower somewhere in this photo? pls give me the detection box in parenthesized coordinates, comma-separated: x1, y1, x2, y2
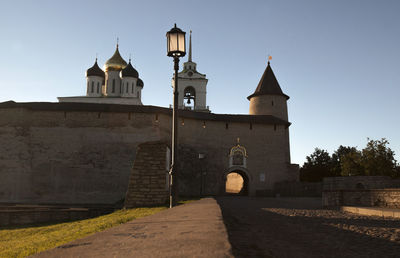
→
(174, 31, 209, 112)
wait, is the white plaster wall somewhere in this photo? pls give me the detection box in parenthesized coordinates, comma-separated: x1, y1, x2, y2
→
(58, 96, 142, 105)
(86, 76, 103, 97)
(105, 71, 122, 96)
(178, 78, 208, 110)
(121, 77, 137, 98)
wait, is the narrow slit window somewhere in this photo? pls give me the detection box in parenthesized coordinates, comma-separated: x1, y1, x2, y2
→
(126, 82, 128, 93)
(112, 79, 115, 93)
(97, 82, 100, 93)
(91, 81, 94, 93)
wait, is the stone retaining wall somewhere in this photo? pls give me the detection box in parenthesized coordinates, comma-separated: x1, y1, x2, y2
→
(0, 206, 113, 226)
(323, 189, 400, 208)
(323, 176, 399, 191)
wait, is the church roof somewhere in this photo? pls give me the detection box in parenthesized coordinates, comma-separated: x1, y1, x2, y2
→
(104, 45, 127, 71)
(121, 60, 139, 78)
(137, 78, 144, 88)
(247, 62, 289, 100)
(86, 59, 105, 78)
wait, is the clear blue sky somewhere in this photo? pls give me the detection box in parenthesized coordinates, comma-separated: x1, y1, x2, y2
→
(1, 0, 399, 165)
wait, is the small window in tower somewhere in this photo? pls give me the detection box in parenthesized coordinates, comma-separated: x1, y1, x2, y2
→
(137, 91, 139, 98)
(126, 82, 128, 93)
(225, 123, 229, 130)
(274, 124, 277, 131)
(272, 101, 274, 106)
(87, 82, 89, 93)
(250, 123, 253, 130)
(189, 65, 191, 70)
(97, 82, 100, 93)
(91, 81, 94, 93)
(112, 79, 115, 93)
(132, 83, 134, 93)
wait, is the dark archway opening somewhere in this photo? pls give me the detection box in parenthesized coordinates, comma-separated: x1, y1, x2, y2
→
(225, 171, 249, 196)
(183, 86, 196, 110)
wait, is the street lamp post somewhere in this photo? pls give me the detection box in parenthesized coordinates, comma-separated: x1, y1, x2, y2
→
(166, 24, 186, 208)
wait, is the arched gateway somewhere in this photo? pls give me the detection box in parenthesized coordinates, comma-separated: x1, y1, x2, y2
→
(224, 168, 250, 196)
(223, 140, 251, 195)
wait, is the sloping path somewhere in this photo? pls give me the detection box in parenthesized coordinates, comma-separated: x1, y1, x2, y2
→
(34, 198, 233, 258)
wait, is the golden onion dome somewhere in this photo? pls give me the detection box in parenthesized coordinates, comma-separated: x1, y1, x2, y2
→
(104, 45, 127, 71)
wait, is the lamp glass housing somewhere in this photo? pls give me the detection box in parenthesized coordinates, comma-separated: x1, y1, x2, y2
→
(167, 24, 186, 57)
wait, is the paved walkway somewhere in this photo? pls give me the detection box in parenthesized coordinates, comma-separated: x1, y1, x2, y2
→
(34, 198, 233, 258)
(34, 197, 400, 258)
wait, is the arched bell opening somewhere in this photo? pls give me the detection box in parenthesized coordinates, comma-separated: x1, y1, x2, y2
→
(224, 170, 249, 196)
(183, 86, 196, 109)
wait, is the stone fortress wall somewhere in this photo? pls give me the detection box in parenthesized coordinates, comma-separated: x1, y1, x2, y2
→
(0, 101, 298, 205)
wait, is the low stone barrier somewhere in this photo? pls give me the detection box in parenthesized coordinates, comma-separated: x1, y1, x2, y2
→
(0, 205, 113, 226)
(323, 189, 400, 208)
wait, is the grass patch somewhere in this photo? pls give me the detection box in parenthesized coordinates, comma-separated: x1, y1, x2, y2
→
(0, 206, 166, 257)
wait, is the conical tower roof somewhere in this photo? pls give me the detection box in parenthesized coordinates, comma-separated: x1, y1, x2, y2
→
(104, 44, 127, 71)
(247, 62, 289, 100)
(86, 59, 105, 78)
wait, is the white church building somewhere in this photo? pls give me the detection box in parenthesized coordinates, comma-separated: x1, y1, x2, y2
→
(58, 32, 209, 112)
(58, 44, 144, 105)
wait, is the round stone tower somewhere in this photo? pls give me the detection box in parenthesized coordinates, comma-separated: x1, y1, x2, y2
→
(247, 61, 289, 121)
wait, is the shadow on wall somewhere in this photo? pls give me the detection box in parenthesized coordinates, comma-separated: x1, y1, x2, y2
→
(216, 197, 400, 258)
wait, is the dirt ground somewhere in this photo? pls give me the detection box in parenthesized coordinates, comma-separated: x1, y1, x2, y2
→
(217, 197, 400, 258)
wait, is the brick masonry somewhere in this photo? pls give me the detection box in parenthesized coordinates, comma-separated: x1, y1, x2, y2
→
(124, 141, 169, 208)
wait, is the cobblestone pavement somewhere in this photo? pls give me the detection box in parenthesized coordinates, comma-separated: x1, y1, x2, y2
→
(217, 197, 400, 258)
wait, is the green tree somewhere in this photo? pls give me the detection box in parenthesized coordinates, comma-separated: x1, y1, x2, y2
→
(331, 145, 359, 176)
(361, 138, 397, 177)
(340, 148, 364, 176)
(300, 148, 332, 182)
